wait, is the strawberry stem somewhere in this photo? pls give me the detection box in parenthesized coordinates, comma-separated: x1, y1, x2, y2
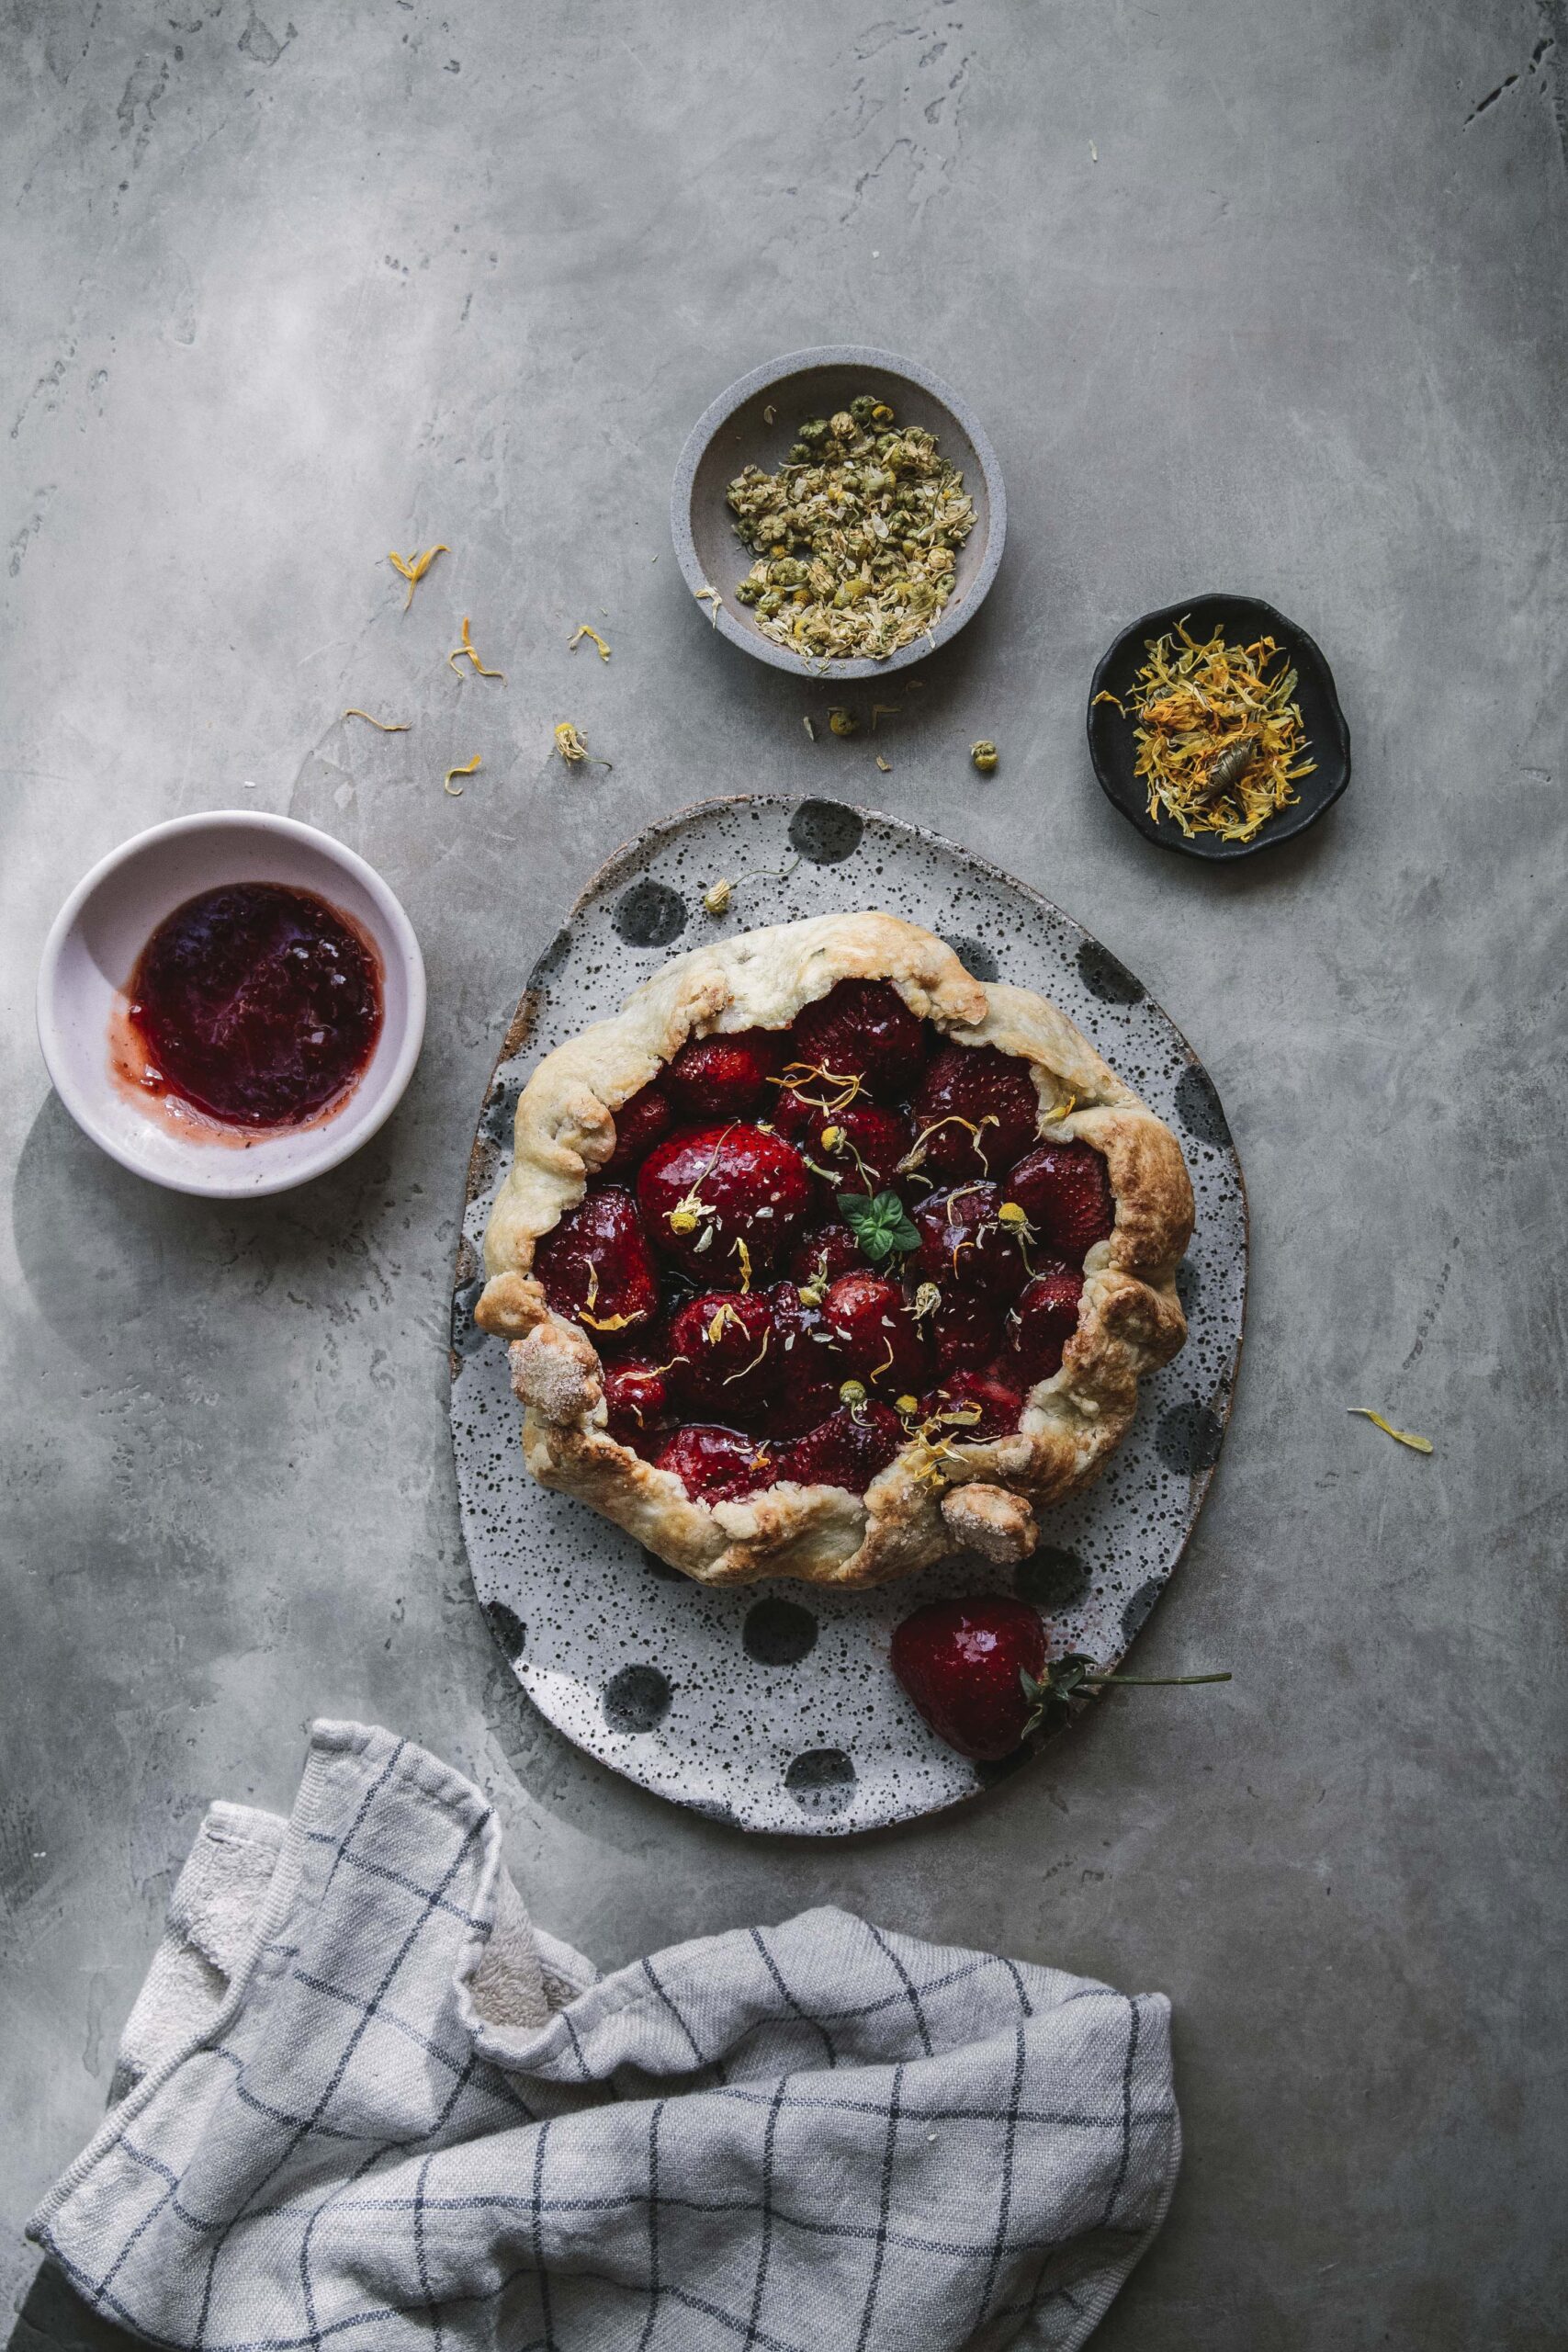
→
(1088, 1672, 1232, 1687)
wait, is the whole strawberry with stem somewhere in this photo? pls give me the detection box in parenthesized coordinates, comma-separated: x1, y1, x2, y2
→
(890, 1598, 1047, 1759)
(892, 1596, 1231, 1760)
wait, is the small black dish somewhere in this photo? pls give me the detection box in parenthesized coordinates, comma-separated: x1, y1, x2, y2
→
(1088, 593, 1351, 862)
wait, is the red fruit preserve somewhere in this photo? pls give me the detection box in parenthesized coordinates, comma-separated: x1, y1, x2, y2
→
(125, 882, 382, 1128)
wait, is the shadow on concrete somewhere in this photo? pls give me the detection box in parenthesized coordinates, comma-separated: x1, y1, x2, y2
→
(9, 1085, 415, 1366)
(6, 2260, 141, 2350)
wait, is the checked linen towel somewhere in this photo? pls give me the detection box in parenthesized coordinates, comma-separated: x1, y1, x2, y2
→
(30, 1721, 1180, 2350)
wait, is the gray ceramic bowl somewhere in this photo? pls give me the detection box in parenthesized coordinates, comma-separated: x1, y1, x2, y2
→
(671, 346, 1006, 681)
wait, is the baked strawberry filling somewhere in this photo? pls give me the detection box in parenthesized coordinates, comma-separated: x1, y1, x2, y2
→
(788, 978, 928, 1102)
(666, 1027, 786, 1121)
(910, 1043, 1042, 1182)
(1007, 1263, 1086, 1384)
(538, 995, 1117, 1500)
(637, 1123, 814, 1278)
(535, 1185, 660, 1340)
(1004, 1141, 1114, 1260)
(600, 1080, 674, 1180)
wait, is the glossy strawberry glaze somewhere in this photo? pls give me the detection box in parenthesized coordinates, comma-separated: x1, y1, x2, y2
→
(536, 978, 1115, 1504)
(124, 882, 382, 1129)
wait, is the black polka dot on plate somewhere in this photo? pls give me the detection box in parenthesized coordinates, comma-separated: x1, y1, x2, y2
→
(604, 1664, 672, 1733)
(1175, 1257, 1201, 1315)
(743, 1598, 818, 1666)
(1077, 940, 1146, 1005)
(484, 1602, 526, 1663)
(788, 797, 863, 865)
(941, 934, 1001, 983)
(1155, 1400, 1225, 1476)
(784, 1748, 856, 1815)
(1120, 1576, 1165, 1646)
(614, 881, 687, 948)
(1175, 1064, 1232, 1148)
(687, 1796, 738, 1826)
(1016, 1545, 1090, 1612)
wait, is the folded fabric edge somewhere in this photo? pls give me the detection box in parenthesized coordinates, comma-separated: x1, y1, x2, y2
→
(28, 1719, 595, 2245)
(1057, 1994, 1182, 2352)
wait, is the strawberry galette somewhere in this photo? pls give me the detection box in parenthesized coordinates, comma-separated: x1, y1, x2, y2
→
(476, 912, 1193, 1587)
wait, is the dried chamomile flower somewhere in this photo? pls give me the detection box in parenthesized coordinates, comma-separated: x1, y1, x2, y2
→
(554, 721, 612, 770)
(828, 707, 858, 737)
(971, 740, 999, 773)
(727, 393, 975, 664)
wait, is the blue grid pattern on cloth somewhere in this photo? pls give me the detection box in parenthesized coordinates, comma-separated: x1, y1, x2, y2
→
(30, 1723, 1179, 2351)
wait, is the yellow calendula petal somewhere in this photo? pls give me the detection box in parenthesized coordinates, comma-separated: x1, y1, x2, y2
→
(568, 624, 612, 661)
(389, 544, 448, 609)
(443, 753, 481, 797)
(448, 616, 506, 680)
(1347, 1408, 1433, 1454)
(343, 708, 410, 731)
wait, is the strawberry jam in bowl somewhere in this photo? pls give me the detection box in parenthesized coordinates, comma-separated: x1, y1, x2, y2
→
(121, 882, 383, 1130)
(476, 911, 1195, 1590)
(38, 812, 425, 1198)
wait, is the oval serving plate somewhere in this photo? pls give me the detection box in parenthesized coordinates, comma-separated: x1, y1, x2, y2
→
(451, 797, 1247, 1836)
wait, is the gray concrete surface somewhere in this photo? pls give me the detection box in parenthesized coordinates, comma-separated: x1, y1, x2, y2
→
(4, 2, 1565, 2344)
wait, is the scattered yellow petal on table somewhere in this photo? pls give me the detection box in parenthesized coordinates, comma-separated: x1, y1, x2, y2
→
(343, 708, 410, 731)
(569, 624, 612, 661)
(447, 616, 505, 680)
(387, 544, 448, 609)
(443, 753, 481, 797)
(875, 754, 892, 772)
(1347, 1408, 1433, 1455)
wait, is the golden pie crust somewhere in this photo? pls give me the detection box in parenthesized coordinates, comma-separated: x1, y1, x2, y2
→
(476, 911, 1193, 1588)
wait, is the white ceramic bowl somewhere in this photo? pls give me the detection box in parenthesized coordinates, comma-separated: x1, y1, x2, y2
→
(36, 811, 426, 1198)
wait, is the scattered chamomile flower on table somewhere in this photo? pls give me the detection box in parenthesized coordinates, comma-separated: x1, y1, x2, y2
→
(971, 740, 999, 773)
(554, 721, 611, 770)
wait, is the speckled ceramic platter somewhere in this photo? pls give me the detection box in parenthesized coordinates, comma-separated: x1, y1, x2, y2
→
(451, 797, 1247, 1836)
